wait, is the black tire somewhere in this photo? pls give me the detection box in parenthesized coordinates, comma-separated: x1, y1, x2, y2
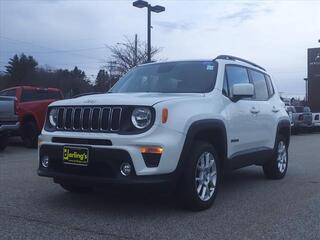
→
(60, 183, 93, 193)
(263, 135, 288, 179)
(0, 134, 8, 151)
(21, 121, 39, 148)
(177, 141, 221, 211)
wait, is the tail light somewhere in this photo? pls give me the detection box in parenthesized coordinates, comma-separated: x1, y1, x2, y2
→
(298, 114, 303, 121)
(14, 98, 18, 115)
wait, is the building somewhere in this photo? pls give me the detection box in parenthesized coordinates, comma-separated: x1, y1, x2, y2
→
(307, 48, 320, 112)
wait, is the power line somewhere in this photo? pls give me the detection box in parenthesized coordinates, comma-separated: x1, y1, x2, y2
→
(0, 35, 105, 61)
(0, 46, 106, 54)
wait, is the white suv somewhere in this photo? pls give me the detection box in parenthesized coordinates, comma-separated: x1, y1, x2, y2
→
(38, 55, 291, 210)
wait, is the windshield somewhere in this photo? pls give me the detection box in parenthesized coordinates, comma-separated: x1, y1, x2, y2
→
(110, 61, 218, 93)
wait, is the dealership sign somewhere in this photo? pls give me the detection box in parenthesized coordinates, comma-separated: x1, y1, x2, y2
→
(307, 47, 320, 112)
(308, 48, 320, 77)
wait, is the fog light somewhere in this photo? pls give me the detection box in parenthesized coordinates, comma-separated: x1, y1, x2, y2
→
(41, 156, 49, 168)
(120, 162, 132, 176)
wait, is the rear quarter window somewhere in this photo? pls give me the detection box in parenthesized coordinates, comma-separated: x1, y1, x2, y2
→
(264, 75, 275, 96)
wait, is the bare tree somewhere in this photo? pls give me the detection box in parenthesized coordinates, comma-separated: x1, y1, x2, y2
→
(106, 35, 161, 76)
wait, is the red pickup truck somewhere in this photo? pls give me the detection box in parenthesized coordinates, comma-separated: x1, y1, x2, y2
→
(0, 86, 63, 147)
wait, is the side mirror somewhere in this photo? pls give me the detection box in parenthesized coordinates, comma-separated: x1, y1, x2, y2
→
(232, 83, 254, 101)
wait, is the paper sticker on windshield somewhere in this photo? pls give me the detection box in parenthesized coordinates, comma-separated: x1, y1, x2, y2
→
(206, 65, 214, 71)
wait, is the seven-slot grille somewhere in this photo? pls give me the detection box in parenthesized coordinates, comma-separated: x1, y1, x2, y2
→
(55, 107, 122, 132)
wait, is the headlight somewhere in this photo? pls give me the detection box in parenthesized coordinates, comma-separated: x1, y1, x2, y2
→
(48, 108, 58, 127)
(131, 107, 152, 129)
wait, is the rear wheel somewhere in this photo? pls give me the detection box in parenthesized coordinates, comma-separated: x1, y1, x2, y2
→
(60, 183, 93, 193)
(263, 135, 288, 179)
(22, 121, 39, 148)
(178, 141, 220, 211)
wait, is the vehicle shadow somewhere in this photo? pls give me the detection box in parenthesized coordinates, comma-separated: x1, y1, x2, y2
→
(8, 137, 25, 147)
(43, 166, 266, 214)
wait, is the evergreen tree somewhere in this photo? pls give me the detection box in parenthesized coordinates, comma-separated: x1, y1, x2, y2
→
(95, 69, 109, 92)
(5, 54, 38, 84)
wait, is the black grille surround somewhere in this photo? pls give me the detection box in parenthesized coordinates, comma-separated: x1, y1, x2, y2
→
(45, 105, 155, 135)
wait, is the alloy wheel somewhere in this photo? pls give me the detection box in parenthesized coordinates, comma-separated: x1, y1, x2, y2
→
(195, 151, 217, 201)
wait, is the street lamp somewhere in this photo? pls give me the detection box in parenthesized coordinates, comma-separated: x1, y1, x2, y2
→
(133, 0, 165, 63)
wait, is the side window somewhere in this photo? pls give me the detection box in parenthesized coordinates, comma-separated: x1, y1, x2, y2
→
(225, 65, 250, 97)
(0, 89, 16, 97)
(21, 90, 38, 102)
(249, 70, 269, 101)
(265, 75, 275, 96)
(20, 90, 61, 102)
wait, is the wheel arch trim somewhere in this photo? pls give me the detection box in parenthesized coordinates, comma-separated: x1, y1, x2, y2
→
(175, 119, 228, 177)
(276, 119, 291, 148)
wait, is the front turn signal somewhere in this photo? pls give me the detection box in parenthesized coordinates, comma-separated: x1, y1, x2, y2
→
(140, 146, 163, 154)
(162, 108, 168, 124)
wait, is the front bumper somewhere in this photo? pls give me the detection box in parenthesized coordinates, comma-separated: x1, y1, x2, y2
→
(296, 122, 313, 128)
(38, 145, 175, 185)
(38, 125, 186, 184)
(313, 123, 320, 127)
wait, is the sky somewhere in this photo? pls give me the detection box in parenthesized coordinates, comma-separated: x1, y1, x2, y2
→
(0, 0, 320, 96)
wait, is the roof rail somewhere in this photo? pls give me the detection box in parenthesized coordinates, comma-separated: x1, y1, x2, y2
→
(215, 55, 266, 71)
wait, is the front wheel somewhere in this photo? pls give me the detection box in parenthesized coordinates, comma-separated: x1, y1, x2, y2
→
(21, 121, 39, 148)
(178, 141, 220, 211)
(263, 136, 288, 179)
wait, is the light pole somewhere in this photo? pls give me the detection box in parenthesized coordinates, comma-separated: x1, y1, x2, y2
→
(133, 0, 165, 63)
(304, 78, 308, 103)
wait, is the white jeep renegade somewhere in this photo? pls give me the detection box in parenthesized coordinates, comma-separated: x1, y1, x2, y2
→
(38, 55, 290, 210)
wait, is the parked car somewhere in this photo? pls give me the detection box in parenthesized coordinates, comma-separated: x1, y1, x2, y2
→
(285, 106, 294, 127)
(286, 106, 313, 133)
(0, 96, 20, 151)
(312, 113, 320, 130)
(38, 55, 290, 211)
(0, 86, 63, 147)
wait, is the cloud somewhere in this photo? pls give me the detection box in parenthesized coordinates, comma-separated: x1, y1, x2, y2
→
(218, 5, 273, 24)
(154, 21, 194, 32)
(218, 8, 256, 22)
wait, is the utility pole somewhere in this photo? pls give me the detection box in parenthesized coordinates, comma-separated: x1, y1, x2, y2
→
(108, 61, 116, 90)
(134, 34, 138, 66)
(147, 7, 151, 62)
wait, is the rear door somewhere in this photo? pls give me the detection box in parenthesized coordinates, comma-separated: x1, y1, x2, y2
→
(248, 70, 278, 149)
(0, 97, 17, 122)
(0, 89, 18, 122)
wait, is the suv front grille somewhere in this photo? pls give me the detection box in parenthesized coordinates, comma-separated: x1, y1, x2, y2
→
(55, 106, 122, 132)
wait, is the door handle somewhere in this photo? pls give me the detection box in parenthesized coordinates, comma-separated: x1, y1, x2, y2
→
(250, 107, 260, 114)
(272, 106, 279, 113)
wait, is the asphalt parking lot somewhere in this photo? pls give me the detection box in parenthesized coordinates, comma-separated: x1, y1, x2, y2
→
(1, 134, 320, 240)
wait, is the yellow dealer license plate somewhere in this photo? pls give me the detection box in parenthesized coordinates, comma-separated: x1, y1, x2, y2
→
(63, 146, 89, 166)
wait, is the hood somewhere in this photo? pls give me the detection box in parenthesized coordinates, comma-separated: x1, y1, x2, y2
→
(50, 92, 204, 107)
